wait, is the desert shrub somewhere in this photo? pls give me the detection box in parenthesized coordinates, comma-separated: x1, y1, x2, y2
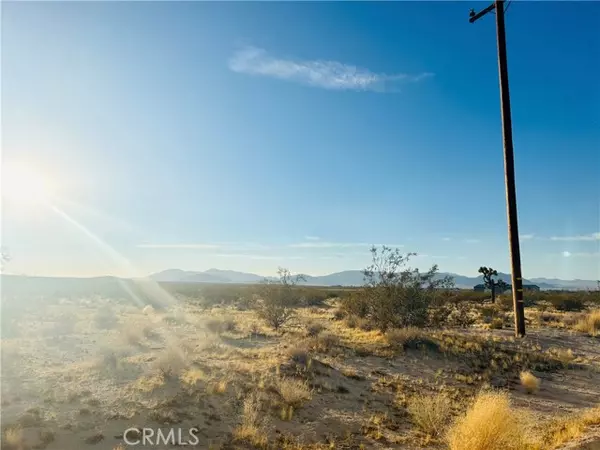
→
(287, 345, 311, 366)
(255, 268, 305, 331)
(429, 297, 476, 328)
(519, 371, 540, 394)
(479, 306, 496, 323)
(574, 309, 600, 336)
(408, 394, 452, 437)
(497, 295, 514, 311)
(305, 321, 324, 337)
(490, 318, 504, 329)
(153, 346, 188, 377)
(341, 246, 455, 332)
(307, 332, 339, 353)
(547, 347, 575, 367)
(385, 327, 438, 352)
(277, 378, 312, 407)
(94, 305, 118, 330)
(332, 309, 345, 321)
(345, 315, 358, 328)
(340, 291, 369, 318)
(549, 294, 585, 312)
(205, 316, 236, 334)
(299, 289, 328, 307)
(357, 317, 375, 331)
(222, 316, 237, 332)
(446, 390, 526, 450)
(205, 318, 223, 334)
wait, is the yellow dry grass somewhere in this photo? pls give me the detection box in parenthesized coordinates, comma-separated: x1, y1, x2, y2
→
(208, 378, 228, 395)
(233, 393, 268, 448)
(540, 406, 600, 449)
(447, 390, 526, 450)
(520, 371, 541, 394)
(574, 310, 600, 336)
(407, 393, 452, 437)
(180, 368, 206, 386)
(3, 426, 24, 450)
(277, 378, 312, 407)
(131, 374, 165, 393)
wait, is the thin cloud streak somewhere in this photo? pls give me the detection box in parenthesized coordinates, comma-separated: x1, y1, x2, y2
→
(229, 45, 433, 92)
(289, 242, 404, 249)
(212, 253, 305, 260)
(561, 251, 599, 258)
(550, 232, 600, 241)
(520, 234, 535, 240)
(137, 244, 221, 249)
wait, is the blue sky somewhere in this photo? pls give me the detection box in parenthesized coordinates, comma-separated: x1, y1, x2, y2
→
(2, 1, 599, 279)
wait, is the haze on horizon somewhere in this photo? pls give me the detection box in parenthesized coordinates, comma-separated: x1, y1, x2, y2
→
(1, 1, 599, 281)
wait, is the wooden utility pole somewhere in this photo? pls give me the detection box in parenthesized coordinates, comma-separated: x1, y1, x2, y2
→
(469, 0, 526, 337)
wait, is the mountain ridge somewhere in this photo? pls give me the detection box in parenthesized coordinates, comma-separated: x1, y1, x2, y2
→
(147, 268, 597, 290)
(1, 270, 597, 291)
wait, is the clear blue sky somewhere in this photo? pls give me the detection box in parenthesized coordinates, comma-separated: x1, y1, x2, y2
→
(2, 1, 599, 279)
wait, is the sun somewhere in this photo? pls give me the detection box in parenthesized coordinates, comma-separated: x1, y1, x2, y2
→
(2, 162, 56, 207)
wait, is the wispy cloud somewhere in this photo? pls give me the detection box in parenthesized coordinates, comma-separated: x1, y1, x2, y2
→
(212, 253, 304, 260)
(520, 234, 535, 240)
(305, 236, 320, 241)
(289, 242, 370, 249)
(137, 242, 269, 250)
(289, 242, 403, 249)
(550, 232, 600, 241)
(137, 243, 220, 249)
(561, 251, 599, 258)
(228, 45, 433, 92)
(442, 237, 451, 242)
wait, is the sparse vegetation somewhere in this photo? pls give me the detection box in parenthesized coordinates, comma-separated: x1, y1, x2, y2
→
(574, 309, 600, 336)
(277, 378, 312, 407)
(520, 371, 541, 394)
(341, 246, 455, 332)
(447, 390, 526, 450)
(407, 393, 452, 437)
(305, 320, 324, 337)
(3, 260, 600, 450)
(233, 393, 268, 448)
(385, 327, 438, 351)
(549, 295, 586, 312)
(255, 268, 305, 331)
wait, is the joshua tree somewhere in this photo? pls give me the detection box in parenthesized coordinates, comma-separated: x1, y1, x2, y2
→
(478, 266, 505, 304)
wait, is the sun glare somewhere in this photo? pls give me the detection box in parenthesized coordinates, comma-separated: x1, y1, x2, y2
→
(2, 162, 56, 207)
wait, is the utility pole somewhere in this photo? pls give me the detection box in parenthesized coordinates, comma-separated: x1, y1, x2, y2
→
(469, 0, 526, 337)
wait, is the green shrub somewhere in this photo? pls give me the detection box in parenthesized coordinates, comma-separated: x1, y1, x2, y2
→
(256, 268, 305, 331)
(340, 292, 370, 318)
(549, 295, 585, 312)
(490, 318, 504, 329)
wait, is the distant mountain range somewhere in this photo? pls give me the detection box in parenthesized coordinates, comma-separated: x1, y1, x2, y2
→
(1, 269, 597, 296)
(148, 268, 599, 291)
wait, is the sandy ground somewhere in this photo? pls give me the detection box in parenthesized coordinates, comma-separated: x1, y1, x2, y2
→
(1, 296, 599, 449)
